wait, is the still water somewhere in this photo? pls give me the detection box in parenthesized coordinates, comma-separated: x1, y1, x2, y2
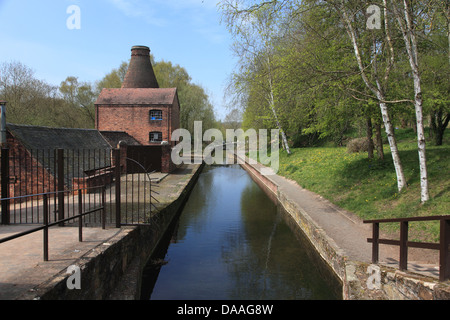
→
(141, 165, 341, 300)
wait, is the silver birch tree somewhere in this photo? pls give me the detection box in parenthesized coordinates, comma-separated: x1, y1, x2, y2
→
(329, 0, 407, 192)
(220, 0, 291, 154)
(391, 0, 429, 202)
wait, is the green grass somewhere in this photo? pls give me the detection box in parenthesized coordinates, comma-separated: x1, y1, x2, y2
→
(274, 129, 449, 242)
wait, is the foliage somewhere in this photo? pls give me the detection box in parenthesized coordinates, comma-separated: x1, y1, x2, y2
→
(346, 137, 370, 153)
(0, 55, 218, 134)
(219, 0, 449, 203)
(276, 129, 449, 241)
(0, 61, 94, 128)
(219, 0, 449, 146)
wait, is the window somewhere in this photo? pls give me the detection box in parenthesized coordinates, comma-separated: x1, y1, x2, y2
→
(149, 131, 163, 143)
(150, 110, 163, 120)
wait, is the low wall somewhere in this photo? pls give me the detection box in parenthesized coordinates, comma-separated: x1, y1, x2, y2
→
(33, 163, 204, 300)
(238, 156, 450, 300)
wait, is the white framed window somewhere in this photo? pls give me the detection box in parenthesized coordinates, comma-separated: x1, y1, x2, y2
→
(150, 110, 163, 121)
(149, 131, 163, 142)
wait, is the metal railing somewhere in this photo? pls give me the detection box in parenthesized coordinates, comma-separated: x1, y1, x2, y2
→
(0, 186, 106, 261)
(1, 147, 158, 227)
(364, 215, 450, 281)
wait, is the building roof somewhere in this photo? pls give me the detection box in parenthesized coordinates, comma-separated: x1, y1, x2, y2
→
(95, 88, 177, 106)
(100, 131, 141, 148)
(7, 124, 111, 151)
(7, 124, 113, 187)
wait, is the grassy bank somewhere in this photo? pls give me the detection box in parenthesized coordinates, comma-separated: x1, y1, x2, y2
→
(275, 129, 449, 242)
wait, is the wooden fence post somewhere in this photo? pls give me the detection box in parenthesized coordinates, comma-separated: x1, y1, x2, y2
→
(440, 218, 450, 281)
(399, 221, 409, 270)
(372, 222, 379, 264)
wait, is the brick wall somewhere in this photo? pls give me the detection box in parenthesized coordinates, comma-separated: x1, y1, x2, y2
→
(97, 104, 178, 146)
(170, 95, 180, 144)
(161, 145, 177, 173)
(3, 133, 56, 202)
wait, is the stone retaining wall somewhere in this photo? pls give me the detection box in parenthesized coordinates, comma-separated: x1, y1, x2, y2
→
(32, 163, 204, 300)
(238, 156, 450, 300)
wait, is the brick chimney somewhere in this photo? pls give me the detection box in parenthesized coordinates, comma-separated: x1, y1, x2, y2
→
(122, 46, 159, 89)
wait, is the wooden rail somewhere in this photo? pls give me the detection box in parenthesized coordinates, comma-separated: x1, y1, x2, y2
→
(363, 215, 450, 281)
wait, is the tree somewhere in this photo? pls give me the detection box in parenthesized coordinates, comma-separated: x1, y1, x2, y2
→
(224, 108, 243, 130)
(420, 1, 450, 146)
(0, 61, 95, 128)
(97, 59, 217, 138)
(59, 76, 96, 126)
(220, 0, 291, 154)
(0, 61, 50, 124)
(325, 0, 408, 192)
(272, 3, 366, 147)
(390, 0, 431, 202)
(153, 60, 217, 136)
(95, 61, 128, 93)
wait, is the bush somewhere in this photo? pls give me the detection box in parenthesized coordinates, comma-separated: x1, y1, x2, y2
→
(347, 138, 370, 153)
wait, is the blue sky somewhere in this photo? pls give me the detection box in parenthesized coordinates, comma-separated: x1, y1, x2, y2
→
(0, 0, 236, 120)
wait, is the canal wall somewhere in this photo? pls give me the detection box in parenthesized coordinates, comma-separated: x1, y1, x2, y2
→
(108, 163, 205, 300)
(238, 155, 450, 300)
(32, 163, 204, 300)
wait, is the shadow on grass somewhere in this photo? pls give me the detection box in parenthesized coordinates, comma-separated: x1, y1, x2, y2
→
(335, 145, 449, 202)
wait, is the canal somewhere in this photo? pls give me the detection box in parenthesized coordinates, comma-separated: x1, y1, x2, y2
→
(140, 164, 342, 300)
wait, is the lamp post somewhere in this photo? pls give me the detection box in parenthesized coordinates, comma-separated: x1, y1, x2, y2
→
(0, 101, 6, 148)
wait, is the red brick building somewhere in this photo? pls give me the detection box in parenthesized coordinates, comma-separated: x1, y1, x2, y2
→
(95, 46, 180, 147)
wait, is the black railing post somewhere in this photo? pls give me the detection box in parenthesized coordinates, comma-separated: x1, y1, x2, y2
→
(102, 185, 106, 230)
(78, 190, 83, 242)
(43, 194, 49, 261)
(114, 149, 121, 228)
(1, 148, 10, 225)
(440, 218, 450, 281)
(57, 149, 65, 226)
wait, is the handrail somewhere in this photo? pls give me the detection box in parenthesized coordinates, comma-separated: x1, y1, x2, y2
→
(0, 185, 106, 261)
(0, 185, 102, 201)
(363, 215, 450, 281)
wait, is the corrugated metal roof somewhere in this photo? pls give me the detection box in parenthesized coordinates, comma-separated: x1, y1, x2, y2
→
(95, 88, 177, 105)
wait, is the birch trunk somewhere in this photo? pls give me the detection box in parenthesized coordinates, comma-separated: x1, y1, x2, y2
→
(377, 96, 406, 191)
(269, 89, 291, 154)
(266, 54, 291, 154)
(335, 2, 406, 192)
(392, 0, 429, 202)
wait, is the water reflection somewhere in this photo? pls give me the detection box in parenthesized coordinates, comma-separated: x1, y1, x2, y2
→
(141, 165, 341, 300)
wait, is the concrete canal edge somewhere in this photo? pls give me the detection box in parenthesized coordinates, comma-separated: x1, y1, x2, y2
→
(238, 156, 450, 300)
(23, 163, 204, 300)
(25, 158, 449, 300)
